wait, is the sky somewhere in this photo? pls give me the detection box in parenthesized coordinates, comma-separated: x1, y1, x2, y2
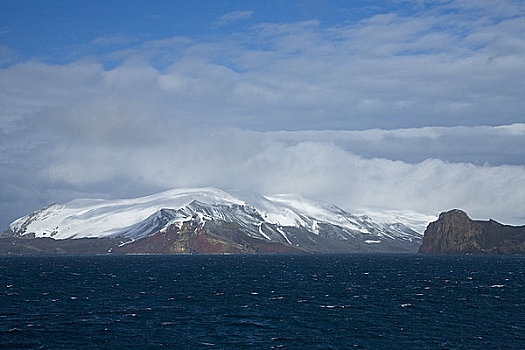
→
(1, 0, 525, 230)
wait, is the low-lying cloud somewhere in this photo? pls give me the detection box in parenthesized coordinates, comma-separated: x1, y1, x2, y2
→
(3, 113, 525, 226)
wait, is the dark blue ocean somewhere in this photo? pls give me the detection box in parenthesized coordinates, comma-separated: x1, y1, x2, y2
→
(1, 255, 524, 349)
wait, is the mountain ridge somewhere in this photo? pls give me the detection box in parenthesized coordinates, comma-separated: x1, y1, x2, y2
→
(2, 187, 434, 255)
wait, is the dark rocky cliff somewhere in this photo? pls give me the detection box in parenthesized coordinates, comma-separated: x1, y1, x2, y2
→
(418, 209, 525, 254)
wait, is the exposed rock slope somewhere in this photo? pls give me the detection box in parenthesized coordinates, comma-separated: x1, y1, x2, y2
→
(418, 209, 525, 254)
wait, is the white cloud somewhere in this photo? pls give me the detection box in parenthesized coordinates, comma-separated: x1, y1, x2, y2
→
(268, 124, 525, 165)
(216, 10, 254, 27)
(4, 111, 525, 226)
(2, 2, 524, 131)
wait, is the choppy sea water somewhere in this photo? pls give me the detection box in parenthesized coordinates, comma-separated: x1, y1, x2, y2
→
(0, 254, 523, 349)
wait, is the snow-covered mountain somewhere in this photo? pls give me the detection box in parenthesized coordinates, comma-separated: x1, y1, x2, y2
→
(5, 188, 435, 254)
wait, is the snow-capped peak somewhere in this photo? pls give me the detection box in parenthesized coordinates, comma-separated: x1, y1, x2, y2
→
(7, 187, 434, 244)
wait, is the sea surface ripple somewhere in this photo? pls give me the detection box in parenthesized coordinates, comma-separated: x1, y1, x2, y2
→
(0, 254, 524, 349)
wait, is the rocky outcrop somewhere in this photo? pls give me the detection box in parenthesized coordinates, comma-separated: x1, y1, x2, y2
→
(418, 209, 525, 254)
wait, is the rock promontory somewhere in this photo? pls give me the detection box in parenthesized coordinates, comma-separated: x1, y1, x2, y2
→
(418, 209, 525, 254)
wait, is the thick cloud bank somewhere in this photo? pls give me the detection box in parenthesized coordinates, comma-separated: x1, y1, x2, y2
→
(2, 119, 525, 227)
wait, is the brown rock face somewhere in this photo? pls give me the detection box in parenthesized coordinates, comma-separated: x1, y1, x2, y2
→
(116, 220, 304, 255)
(418, 209, 525, 254)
